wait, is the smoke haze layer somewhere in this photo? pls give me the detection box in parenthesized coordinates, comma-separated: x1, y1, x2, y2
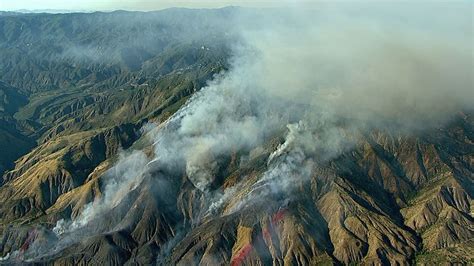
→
(233, 2, 473, 131)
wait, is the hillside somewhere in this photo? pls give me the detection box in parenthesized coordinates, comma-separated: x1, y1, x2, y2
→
(0, 8, 231, 178)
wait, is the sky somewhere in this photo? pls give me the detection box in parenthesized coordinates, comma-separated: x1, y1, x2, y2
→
(0, 0, 304, 12)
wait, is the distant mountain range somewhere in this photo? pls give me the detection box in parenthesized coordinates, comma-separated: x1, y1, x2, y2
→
(7, 9, 93, 14)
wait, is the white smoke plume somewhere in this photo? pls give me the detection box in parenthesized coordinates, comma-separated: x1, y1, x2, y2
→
(194, 0, 473, 219)
(53, 150, 149, 235)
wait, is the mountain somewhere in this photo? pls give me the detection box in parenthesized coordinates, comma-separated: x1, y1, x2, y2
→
(0, 7, 473, 265)
(11, 10, 92, 14)
(0, 7, 231, 178)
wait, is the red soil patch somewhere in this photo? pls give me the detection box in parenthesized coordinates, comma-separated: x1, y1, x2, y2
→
(20, 229, 38, 253)
(271, 208, 287, 224)
(231, 243, 253, 266)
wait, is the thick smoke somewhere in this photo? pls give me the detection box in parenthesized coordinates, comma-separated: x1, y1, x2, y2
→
(7, 2, 473, 262)
(242, 3, 472, 131)
(198, 1, 473, 213)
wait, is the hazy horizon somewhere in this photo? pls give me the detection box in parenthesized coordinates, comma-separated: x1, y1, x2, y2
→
(0, 0, 305, 12)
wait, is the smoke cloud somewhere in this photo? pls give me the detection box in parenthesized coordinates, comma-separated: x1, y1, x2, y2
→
(195, 1, 473, 214)
(240, 3, 472, 131)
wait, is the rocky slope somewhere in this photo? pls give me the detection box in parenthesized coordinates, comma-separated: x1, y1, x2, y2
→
(1, 114, 471, 265)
